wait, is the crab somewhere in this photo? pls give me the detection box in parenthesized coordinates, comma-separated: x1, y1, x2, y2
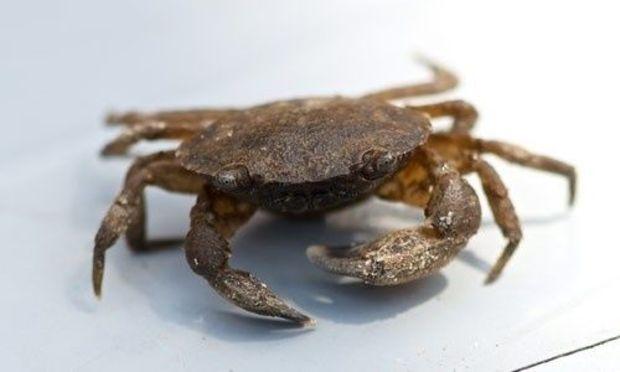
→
(92, 59, 576, 326)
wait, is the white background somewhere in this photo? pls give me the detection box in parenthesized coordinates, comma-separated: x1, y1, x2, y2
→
(1, 1, 619, 371)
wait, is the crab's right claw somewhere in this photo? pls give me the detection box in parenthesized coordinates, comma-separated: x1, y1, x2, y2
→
(185, 190, 316, 327)
(210, 269, 316, 327)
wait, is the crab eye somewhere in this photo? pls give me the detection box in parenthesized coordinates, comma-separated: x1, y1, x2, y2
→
(214, 165, 251, 191)
(361, 150, 397, 180)
(375, 152, 396, 173)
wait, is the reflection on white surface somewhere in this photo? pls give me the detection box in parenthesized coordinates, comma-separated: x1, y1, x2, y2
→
(1, 0, 619, 371)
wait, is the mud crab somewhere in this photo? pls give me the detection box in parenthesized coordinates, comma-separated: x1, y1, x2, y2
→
(92, 59, 576, 326)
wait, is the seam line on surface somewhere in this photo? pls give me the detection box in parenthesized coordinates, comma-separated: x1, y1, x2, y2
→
(511, 333, 620, 372)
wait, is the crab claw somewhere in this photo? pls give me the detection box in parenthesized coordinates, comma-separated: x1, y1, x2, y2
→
(306, 243, 386, 284)
(210, 269, 316, 327)
(307, 227, 468, 286)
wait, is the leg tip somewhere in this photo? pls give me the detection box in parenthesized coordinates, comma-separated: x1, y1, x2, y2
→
(568, 174, 577, 207)
(100, 143, 126, 157)
(484, 270, 501, 285)
(105, 111, 138, 125)
(105, 111, 123, 125)
(92, 277, 103, 298)
(92, 252, 105, 298)
(100, 145, 116, 157)
(413, 53, 436, 68)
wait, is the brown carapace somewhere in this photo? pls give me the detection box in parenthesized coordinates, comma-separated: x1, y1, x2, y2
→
(93, 59, 576, 326)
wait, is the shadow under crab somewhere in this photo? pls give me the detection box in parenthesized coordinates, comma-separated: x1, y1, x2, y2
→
(92, 59, 576, 326)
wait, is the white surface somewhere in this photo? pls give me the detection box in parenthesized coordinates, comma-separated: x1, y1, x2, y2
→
(1, 1, 619, 371)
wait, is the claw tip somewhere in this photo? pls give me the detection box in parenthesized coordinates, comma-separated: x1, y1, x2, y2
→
(306, 245, 325, 261)
(301, 318, 317, 328)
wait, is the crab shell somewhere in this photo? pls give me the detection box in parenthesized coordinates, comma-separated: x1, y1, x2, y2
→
(177, 97, 431, 213)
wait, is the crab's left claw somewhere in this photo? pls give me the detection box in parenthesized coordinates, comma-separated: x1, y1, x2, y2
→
(308, 150, 482, 286)
(307, 227, 468, 286)
(307, 240, 400, 286)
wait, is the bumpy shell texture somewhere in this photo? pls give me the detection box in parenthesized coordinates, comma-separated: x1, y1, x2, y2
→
(177, 97, 430, 185)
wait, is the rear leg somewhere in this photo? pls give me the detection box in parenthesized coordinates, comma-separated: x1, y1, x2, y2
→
(408, 100, 479, 134)
(103, 106, 239, 156)
(106, 107, 238, 127)
(424, 133, 576, 206)
(185, 188, 313, 325)
(362, 57, 458, 101)
(92, 151, 204, 296)
(424, 133, 575, 281)
(478, 139, 577, 206)
(101, 121, 204, 156)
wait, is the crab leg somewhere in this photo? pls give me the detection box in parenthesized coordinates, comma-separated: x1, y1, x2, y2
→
(307, 148, 482, 286)
(106, 107, 238, 127)
(472, 158, 523, 283)
(362, 57, 458, 101)
(101, 121, 206, 156)
(102, 107, 239, 156)
(478, 139, 577, 206)
(385, 132, 575, 282)
(407, 100, 479, 134)
(92, 151, 204, 296)
(185, 187, 314, 325)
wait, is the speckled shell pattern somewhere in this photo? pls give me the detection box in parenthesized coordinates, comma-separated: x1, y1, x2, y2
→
(176, 97, 431, 213)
